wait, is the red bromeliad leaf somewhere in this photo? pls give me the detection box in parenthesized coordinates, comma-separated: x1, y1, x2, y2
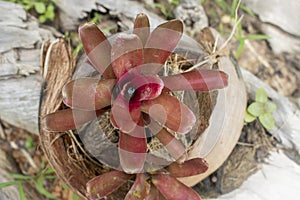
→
(152, 173, 201, 200)
(141, 93, 196, 134)
(133, 13, 150, 46)
(79, 23, 115, 79)
(62, 78, 116, 111)
(145, 184, 166, 200)
(111, 33, 143, 79)
(143, 20, 183, 75)
(111, 94, 141, 133)
(86, 170, 132, 200)
(148, 120, 187, 161)
(125, 173, 151, 200)
(166, 158, 208, 178)
(42, 109, 105, 132)
(130, 75, 164, 102)
(119, 119, 147, 173)
(162, 69, 228, 92)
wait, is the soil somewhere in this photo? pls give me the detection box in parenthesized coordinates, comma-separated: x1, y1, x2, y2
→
(1, 0, 300, 199)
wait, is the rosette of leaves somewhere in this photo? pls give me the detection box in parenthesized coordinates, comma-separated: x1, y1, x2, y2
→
(42, 13, 228, 199)
(245, 88, 276, 130)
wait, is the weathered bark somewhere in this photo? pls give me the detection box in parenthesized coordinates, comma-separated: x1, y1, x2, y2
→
(0, 1, 54, 135)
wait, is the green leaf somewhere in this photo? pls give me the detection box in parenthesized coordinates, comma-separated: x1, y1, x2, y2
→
(235, 39, 245, 59)
(9, 173, 34, 180)
(265, 101, 277, 113)
(0, 181, 20, 189)
(34, 176, 56, 199)
(247, 102, 264, 117)
(243, 34, 270, 40)
(25, 136, 34, 149)
(34, 2, 46, 14)
(18, 184, 26, 200)
(240, 4, 255, 17)
(43, 167, 55, 175)
(45, 5, 55, 20)
(39, 15, 47, 23)
(72, 193, 79, 200)
(259, 113, 275, 130)
(231, 0, 239, 17)
(244, 110, 256, 123)
(255, 88, 268, 103)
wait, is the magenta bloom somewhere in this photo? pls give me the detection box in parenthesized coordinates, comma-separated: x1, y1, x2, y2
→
(43, 13, 228, 174)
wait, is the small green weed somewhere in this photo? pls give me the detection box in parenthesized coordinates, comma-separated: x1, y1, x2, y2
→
(153, 3, 174, 19)
(245, 88, 277, 130)
(202, 0, 269, 59)
(6, 0, 56, 23)
(0, 165, 57, 200)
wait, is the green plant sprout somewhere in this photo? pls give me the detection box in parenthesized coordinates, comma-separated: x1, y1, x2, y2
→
(234, 22, 270, 58)
(0, 165, 57, 200)
(152, 0, 179, 19)
(245, 88, 277, 130)
(201, 0, 269, 59)
(25, 136, 34, 150)
(6, 0, 56, 23)
(152, 3, 174, 19)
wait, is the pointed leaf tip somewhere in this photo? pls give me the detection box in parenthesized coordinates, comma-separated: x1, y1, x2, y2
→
(79, 22, 115, 79)
(62, 78, 116, 111)
(86, 170, 132, 199)
(134, 13, 150, 46)
(143, 19, 183, 74)
(42, 109, 105, 132)
(166, 158, 208, 178)
(152, 174, 201, 200)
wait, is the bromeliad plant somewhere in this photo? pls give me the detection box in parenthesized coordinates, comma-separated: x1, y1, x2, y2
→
(43, 13, 228, 199)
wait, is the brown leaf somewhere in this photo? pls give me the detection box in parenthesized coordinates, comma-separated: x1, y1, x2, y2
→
(111, 33, 143, 79)
(62, 78, 116, 111)
(125, 173, 150, 200)
(141, 93, 196, 134)
(152, 174, 201, 200)
(79, 22, 115, 79)
(148, 120, 187, 161)
(143, 20, 183, 75)
(86, 170, 132, 200)
(42, 109, 105, 132)
(166, 158, 208, 178)
(162, 69, 228, 92)
(119, 119, 147, 173)
(133, 13, 150, 46)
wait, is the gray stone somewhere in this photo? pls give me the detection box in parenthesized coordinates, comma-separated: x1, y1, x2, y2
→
(244, 0, 300, 53)
(55, 0, 97, 31)
(261, 23, 300, 54)
(175, 0, 208, 33)
(244, 0, 300, 37)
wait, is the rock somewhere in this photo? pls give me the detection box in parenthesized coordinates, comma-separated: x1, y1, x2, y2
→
(55, 0, 164, 31)
(97, 0, 164, 29)
(243, 0, 300, 53)
(260, 23, 300, 54)
(244, 0, 300, 37)
(208, 151, 300, 200)
(174, 0, 208, 35)
(55, 0, 97, 31)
